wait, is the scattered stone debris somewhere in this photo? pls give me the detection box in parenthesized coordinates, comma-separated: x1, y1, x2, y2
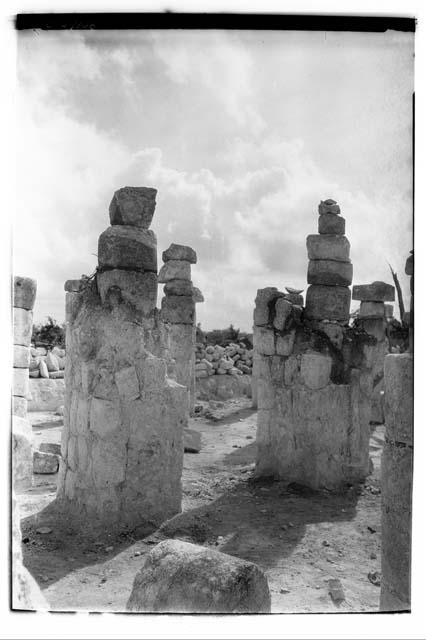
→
(327, 578, 345, 604)
(368, 571, 381, 587)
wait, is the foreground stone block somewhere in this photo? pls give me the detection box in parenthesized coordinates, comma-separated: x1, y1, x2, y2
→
(359, 301, 385, 318)
(318, 213, 345, 235)
(98, 226, 157, 272)
(305, 285, 351, 322)
(161, 295, 195, 324)
(307, 259, 353, 287)
(97, 269, 157, 315)
(126, 539, 271, 613)
(33, 451, 60, 474)
(164, 279, 193, 296)
(162, 243, 197, 264)
(13, 345, 30, 369)
(352, 281, 395, 302)
(13, 276, 37, 310)
(158, 260, 191, 283)
(184, 428, 202, 453)
(254, 287, 284, 326)
(13, 308, 33, 346)
(306, 234, 350, 262)
(109, 186, 157, 228)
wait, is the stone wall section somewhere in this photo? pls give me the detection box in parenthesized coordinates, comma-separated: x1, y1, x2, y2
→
(57, 188, 188, 533)
(254, 200, 375, 489)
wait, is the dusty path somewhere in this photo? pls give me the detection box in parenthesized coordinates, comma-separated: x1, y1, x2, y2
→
(18, 399, 384, 613)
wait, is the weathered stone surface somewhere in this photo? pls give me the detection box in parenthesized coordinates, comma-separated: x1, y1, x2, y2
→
(253, 326, 275, 356)
(13, 276, 37, 310)
(49, 370, 65, 379)
(192, 286, 204, 303)
(283, 292, 304, 306)
(161, 295, 195, 324)
(114, 366, 140, 401)
(168, 323, 195, 412)
(306, 235, 350, 262)
(305, 285, 351, 322)
(39, 360, 49, 378)
(162, 243, 197, 264)
(13, 396, 28, 418)
(254, 287, 284, 326)
(359, 301, 385, 318)
(97, 269, 157, 315)
(109, 186, 157, 229)
(64, 279, 82, 292)
(164, 279, 193, 296)
(273, 298, 293, 331)
(39, 442, 62, 456)
(12, 416, 33, 491)
(405, 252, 413, 276)
(384, 353, 413, 446)
(13, 308, 33, 346)
(46, 351, 60, 372)
(360, 317, 386, 342)
(300, 352, 332, 389)
(126, 539, 271, 613)
(13, 345, 30, 369)
(33, 450, 59, 474)
(276, 331, 296, 356)
(385, 304, 394, 318)
(318, 200, 341, 215)
(319, 322, 344, 349)
(352, 281, 395, 302)
(27, 378, 65, 411)
(318, 213, 345, 235)
(158, 260, 191, 283)
(98, 226, 157, 272)
(13, 368, 29, 398)
(184, 428, 202, 453)
(307, 259, 353, 287)
(65, 291, 84, 323)
(197, 373, 252, 401)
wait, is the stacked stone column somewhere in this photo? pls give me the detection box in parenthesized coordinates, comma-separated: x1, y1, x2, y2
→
(57, 187, 188, 534)
(159, 244, 198, 414)
(254, 199, 374, 490)
(12, 276, 37, 490)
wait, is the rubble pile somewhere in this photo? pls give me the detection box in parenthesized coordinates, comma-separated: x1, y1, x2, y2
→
(194, 342, 254, 379)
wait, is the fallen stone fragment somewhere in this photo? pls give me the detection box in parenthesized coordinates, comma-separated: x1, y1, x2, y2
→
(33, 451, 59, 474)
(39, 360, 49, 378)
(306, 234, 350, 262)
(327, 578, 345, 603)
(39, 442, 62, 456)
(162, 243, 197, 264)
(109, 186, 157, 229)
(126, 539, 271, 613)
(13, 276, 37, 310)
(46, 351, 60, 372)
(98, 225, 157, 272)
(352, 281, 395, 302)
(318, 213, 345, 235)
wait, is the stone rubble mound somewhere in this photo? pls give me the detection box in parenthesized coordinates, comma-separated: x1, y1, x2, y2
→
(195, 342, 253, 378)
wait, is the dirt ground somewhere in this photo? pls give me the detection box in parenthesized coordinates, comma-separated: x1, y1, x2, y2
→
(17, 398, 384, 613)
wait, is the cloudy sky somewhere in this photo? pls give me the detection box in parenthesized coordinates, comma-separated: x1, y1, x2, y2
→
(15, 28, 414, 331)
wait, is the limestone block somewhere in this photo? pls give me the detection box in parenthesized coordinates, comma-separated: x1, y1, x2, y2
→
(192, 286, 204, 303)
(253, 326, 275, 356)
(283, 292, 304, 306)
(46, 351, 60, 372)
(97, 269, 157, 315)
(359, 301, 385, 318)
(405, 252, 414, 276)
(164, 279, 193, 296)
(318, 199, 341, 214)
(254, 287, 284, 326)
(318, 213, 345, 235)
(27, 378, 65, 411)
(13, 308, 33, 346)
(385, 304, 394, 318)
(319, 322, 344, 349)
(13, 368, 29, 398)
(91, 439, 127, 487)
(161, 295, 195, 324)
(273, 298, 293, 331)
(13, 276, 37, 310)
(158, 260, 191, 283)
(162, 243, 197, 264)
(305, 285, 351, 322)
(39, 442, 62, 456)
(50, 371, 64, 379)
(384, 354, 413, 446)
(98, 226, 157, 272)
(300, 352, 332, 389)
(115, 366, 140, 401)
(13, 345, 30, 369)
(276, 331, 296, 356)
(12, 416, 33, 491)
(139, 355, 167, 393)
(33, 450, 59, 474)
(39, 360, 49, 378)
(109, 186, 157, 229)
(352, 281, 395, 302)
(184, 428, 202, 453)
(126, 539, 271, 613)
(13, 396, 27, 418)
(360, 317, 386, 342)
(284, 355, 300, 385)
(306, 234, 350, 262)
(65, 291, 84, 323)
(89, 398, 121, 438)
(64, 279, 82, 292)
(307, 259, 353, 287)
